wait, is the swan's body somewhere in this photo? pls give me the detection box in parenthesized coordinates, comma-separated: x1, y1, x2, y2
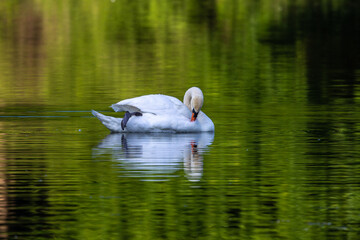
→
(92, 87, 214, 133)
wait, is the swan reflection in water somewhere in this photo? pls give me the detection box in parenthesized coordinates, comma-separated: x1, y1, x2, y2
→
(92, 132, 214, 181)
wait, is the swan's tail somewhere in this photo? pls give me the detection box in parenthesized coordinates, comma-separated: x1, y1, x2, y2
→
(92, 110, 124, 132)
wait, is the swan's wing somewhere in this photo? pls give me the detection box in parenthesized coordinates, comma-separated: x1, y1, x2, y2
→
(111, 103, 142, 113)
(111, 94, 186, 115)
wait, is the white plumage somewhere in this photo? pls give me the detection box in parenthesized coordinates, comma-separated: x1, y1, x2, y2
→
(92, 87, 215, 133)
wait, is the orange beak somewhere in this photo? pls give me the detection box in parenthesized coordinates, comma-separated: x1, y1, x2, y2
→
(191, 109, 198, 122)
(191, 113, 196, 122)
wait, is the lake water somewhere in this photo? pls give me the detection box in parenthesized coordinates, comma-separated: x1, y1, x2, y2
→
(0, 1, 360, 239)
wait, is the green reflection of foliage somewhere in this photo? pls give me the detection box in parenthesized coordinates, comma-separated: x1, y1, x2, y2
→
(0, 0, 357, 108)
(0, 0, 306, 107)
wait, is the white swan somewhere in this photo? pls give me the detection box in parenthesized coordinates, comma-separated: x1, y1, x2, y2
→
(92, 87, 215, 132)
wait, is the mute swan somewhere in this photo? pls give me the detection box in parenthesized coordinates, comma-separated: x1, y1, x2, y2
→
(92, 87, 214, 132)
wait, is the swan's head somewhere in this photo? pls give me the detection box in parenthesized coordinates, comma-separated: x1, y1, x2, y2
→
(183, 87, 204, 122)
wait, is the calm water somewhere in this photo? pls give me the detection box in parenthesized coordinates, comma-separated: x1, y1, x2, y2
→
(1, 1, 360, 239)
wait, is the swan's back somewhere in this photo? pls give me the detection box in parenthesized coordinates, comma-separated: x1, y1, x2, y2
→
(111, 94, 188, 117)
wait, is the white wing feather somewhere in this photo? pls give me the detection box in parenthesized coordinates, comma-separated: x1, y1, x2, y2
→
(111, 94, 187, 116)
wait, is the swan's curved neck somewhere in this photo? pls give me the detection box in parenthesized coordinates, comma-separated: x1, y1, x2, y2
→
(183, 87, 204, 112)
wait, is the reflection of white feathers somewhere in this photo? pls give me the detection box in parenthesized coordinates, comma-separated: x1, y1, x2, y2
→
(92, 132, 214, 181)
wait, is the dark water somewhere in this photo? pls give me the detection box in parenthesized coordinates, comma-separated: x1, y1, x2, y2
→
(0, 1, 360, 239)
